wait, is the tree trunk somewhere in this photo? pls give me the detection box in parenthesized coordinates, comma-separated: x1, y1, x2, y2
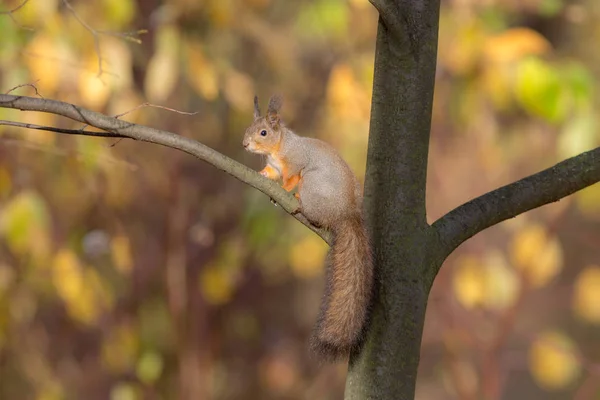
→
(345, 1, 600, 399)
(346, 1, 442, 398)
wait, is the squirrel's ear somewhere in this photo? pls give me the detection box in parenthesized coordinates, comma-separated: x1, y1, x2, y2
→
(253, 95, 261, 120)
(267, 94, 283, 127)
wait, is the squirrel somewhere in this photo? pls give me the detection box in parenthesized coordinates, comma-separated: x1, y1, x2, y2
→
(243, 95, 373, 361)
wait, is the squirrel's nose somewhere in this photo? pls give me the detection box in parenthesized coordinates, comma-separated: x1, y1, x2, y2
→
(243, 138, 249, 148)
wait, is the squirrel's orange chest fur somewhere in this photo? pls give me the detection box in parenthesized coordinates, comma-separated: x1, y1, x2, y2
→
(267, 154, 284, 177)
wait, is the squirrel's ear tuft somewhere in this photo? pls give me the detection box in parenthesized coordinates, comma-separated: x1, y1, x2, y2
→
(253, 95, 261, 120)
(267, 94, 283, 127)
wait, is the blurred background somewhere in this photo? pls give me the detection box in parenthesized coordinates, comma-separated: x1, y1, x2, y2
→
(0, 0, 598, 399)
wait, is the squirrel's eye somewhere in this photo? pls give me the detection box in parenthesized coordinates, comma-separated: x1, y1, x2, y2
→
(260, 130, 267, 137)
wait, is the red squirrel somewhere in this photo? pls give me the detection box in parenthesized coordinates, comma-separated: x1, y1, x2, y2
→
(243, 95, 373, 361)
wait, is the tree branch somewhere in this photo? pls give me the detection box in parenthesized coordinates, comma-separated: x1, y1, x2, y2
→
(0, 120, 127, 138)
(432, 147, 600, 262)
(0, 94, 331, 244)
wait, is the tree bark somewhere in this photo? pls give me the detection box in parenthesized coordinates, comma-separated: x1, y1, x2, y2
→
(345, 1, 440, 399)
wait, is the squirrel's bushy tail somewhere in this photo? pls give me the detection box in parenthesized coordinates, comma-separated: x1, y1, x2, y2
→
(310, 213, 373, 361)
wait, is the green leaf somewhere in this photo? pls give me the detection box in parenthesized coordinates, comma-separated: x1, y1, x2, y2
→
(539, 0, 564, 17)
(135, 352, 163, 384)
(563, 63, 594, 113)
(557, 113, 598, 160)
(110, 383, 140, 400)
(0, 191, 50, 255)
(103, 0, 137, 28)
(515, 57, 567, 123)
(295, 0, 349, 40)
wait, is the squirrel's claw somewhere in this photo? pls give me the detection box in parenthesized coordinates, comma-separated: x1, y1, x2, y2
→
(270, 198, 278, 206)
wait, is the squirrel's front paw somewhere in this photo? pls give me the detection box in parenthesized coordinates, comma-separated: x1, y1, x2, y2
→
(260, 170, 269, 178)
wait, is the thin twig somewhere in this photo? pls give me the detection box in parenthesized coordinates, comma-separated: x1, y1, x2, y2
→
(0, 120, 127, 139)
(80, 102, 198, 132)
(0, 0, 29, 14)
(5, 80, 44, 98)
(61, 0, 146, 78)
(0, 0, 33, 30)
(61, 0, 104, 77)
(114, 103, 199, 119)
(97, 29, 149, 44)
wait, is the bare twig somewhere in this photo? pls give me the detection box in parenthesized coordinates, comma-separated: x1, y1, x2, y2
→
(0, 120, 126, 138)
(61, 0, 105, 77)
(5, 80, 44, 98)
(0, 94, 331, 244)
(97, 29, 149, 44)
(61, 0, 146, 77)
(0, 0, 29, 14)
(0, 0, 33, 30)
(114, 103, 199, 119)
(79, 102, 198, 133)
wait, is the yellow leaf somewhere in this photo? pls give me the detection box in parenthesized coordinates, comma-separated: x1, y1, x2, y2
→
(452, 255, 485, 309)
(0, 191, 51, 259)
(186, 43, 219, 101)
(111, 235, 133, 274)
(136, 352, 163, 384)
(24, 34, 61, 93)
(144, 26, 180, 103)
(52, 249, 112, 324)
(102, 38, 134, 91)
(110, 383, 141, 400)
(199, 267, 234, 305)
(52, 249, 84, 303)
(18, 0, 58, 27)
(78, 54, 111, 109)
(510, 223, 563, 288)
(480, 64, 512, 110)
(103, 0, 137, 28)
(575, 184, 600, 217)
(482, 251, 519, 310)
(557, 113, 597, 160)
(529, 331, 581, 390)
(326, 64, 369, 120)
(484, 28, 551, 64)
(289, 235, 328, 279)
(573, 265, 600, 324)
(441, 20, 485, 75)
(223, 70, 254, 112)
(208, 0, 233, 27)
(144, 51, 178, 102)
